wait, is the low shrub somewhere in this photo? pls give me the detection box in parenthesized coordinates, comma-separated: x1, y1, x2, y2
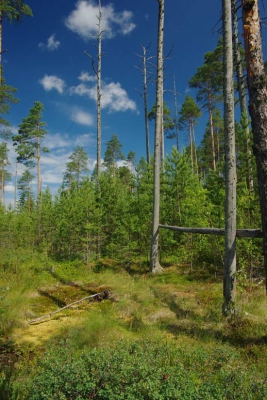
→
(27, 340, 267, 399)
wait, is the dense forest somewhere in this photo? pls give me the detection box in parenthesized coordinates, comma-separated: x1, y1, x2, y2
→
(1, 0, 267, 399)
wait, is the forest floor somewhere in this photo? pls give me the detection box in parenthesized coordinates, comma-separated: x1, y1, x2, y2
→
(1, 260, 267, 397)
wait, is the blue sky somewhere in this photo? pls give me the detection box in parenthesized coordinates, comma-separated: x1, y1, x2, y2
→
(2, 0, 266, 204)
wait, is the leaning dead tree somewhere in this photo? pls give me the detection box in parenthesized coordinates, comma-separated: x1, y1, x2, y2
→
(241, 0, 267, 293)
(150, 0, 164, 273)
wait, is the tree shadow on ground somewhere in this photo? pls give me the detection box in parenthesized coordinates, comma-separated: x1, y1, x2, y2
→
(38, 290, 67, 308)
(163, 321, 267, 347)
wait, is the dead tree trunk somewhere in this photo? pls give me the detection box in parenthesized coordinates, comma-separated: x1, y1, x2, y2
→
(135, 44, 152, 164)
(241, 0, 267, 293)
(150, 0, 164, 273)
(96, 0, 103, 179)
(173, 75, 179, 151)
(223, 0, 237, 313)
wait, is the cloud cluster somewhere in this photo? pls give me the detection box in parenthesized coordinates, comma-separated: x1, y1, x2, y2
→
(78, 71, 97, 82)
(70, 80, 137, 113)
(38, 34, 60, 51)
(40, 72, 137, 114)
(65, 0, 136, 40)
(70, 108, 94, 126)
(39, 75, 66, 94)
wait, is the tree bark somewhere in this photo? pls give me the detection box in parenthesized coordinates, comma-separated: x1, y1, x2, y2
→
(208, 103, 216, 172)
(37, 134, 41, 197)
(142, 45, 150, 164)
(150, 0, 164, 273)
(173, 75, 179, 151)
(232, 0, 253, 193)
(241, 0, 267, 293)
(223, 0, 237, 313)
(1, 160, 4, 204)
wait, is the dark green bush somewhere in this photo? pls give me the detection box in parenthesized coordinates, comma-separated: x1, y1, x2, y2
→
(26, 340, 267, 400)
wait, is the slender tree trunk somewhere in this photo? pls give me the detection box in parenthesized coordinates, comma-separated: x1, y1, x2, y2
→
(216, 128, 221, 164)
(1, 160, 4, 204)
(223, 0, 237, 314)
(173, 75, 179, 151)
(161, 86, 164, 165)
(96, 0, 102, 179)
(37, 136, 41, 197)
(232, 0, 253, 192)
(192, 127, 199, 177)
(142, 45, 150, 164)
(189, 120, 194, 171)
(95, 1, 103, 257)
(208, 103, 216, 172)
(14, 161, 17, 208)
(150, 0, 164, 273)
(241, 0, 267, 293)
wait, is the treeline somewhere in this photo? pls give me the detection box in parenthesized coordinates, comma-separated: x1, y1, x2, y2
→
(0, 137, 262, 277)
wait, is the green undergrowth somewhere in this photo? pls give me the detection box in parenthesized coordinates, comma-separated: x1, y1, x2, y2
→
(1, 252, 267, 399)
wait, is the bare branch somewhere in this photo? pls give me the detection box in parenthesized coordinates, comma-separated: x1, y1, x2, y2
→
(84, 50, 97, 75)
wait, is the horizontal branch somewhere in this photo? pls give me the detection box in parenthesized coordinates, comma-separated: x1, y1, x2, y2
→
(28, 290, 110, 324)
(158, 224, 263, 238)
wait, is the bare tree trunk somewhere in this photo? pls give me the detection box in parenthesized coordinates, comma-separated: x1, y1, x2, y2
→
(232, 0, 253, 192)
(173, 75, 179, 151)
(208, 104, 216, 172)
(135, 44, 152, 164)
(14, 161, 17, 208)
(96, 0, 102, 179)
(37, 135, 41, 197)
(241, 0, 267, 293)
(150, 0, 164, 273)
(84, 1, 102, 178)
(161, 86, 164, 165)
(192, 126, 199, 177)
(143, 45, 150, 164)
(1, 160, 4, 204)
(216, 128, 221, 164)
(223, 0, 237, 314)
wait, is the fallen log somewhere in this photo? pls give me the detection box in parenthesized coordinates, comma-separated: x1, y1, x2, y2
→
(28, 290, 110, 324)
(158, 224, 263, 238)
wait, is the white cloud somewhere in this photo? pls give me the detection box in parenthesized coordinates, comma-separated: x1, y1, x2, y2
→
(101, 82, 137, 112)
(5, 184, 15, 193)
(71, 108, 94, 126)
(43, 132, 72, 151)
(38, 34, 60, 51)
(75, 133, 95, 147)
(78, 71, 97, 82)
(65, 0, 136, 40)
(39, 75, 66, 94)
(71, 80, 137, 113)
(69, 83, 90, 96)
